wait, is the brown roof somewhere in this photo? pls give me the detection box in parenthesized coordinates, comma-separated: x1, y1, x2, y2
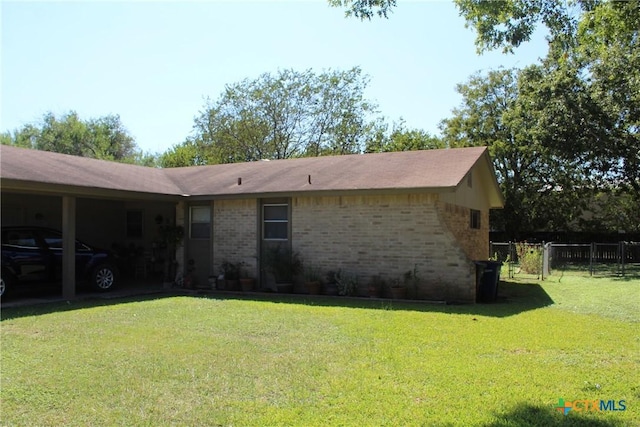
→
(0, 144, 182, 196)
(1, 145, 503, 206)
(165, 147, 487, 195)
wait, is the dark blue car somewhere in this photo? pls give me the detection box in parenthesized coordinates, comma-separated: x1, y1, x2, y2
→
(1, 226, 118, 298)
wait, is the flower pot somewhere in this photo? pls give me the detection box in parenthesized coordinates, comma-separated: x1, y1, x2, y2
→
(390, 286, 407, 299)
(305, 281, 321, 295)
(323, 283, 338, 296)
(225, 279, 239, 291)
(276, 283, 294, 293)
(239, 278, 255, 292)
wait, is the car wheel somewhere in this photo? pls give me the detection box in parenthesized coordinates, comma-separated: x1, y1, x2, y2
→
(0, 273, 13, 298)
(0, 276, 6, 298)
(92, 264, 117, 291)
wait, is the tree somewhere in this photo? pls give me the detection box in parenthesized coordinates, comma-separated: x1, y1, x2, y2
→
(328, 0, 396, 20)
(575, 1, 640, 199)
(365, 118, 445, 153)
(159, 138, 209, 168)
(440, 68, 588, 239)
(333, 0, 640, 235)
(2, 111, 154, 165)
(453, 0, 584, 54)
(455, 0, 639, 197)
(170, 67, 379, 167)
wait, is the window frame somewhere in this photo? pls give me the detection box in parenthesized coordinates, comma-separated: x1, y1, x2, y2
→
(470, 209, 481, 229)
(262, 203, 289, 241)
(189, 205, 211, 239)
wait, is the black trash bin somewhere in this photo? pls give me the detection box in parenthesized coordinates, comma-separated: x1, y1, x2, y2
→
(475, 261, 502, 303)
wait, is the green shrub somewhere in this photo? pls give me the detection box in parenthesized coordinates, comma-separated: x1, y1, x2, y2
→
(516, 243, 542, 274)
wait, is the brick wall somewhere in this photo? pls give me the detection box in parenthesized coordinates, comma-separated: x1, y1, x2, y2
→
(436, 202, 489, 261)
(212, 199, 259, 279)
(175, 194, 486, 302)
(292, 194, 476, 302)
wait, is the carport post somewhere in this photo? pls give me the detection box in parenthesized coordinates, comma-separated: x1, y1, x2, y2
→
(62, 196, 76, 299)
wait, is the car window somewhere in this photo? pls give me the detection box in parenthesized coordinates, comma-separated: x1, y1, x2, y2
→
(4, 230, 38, 249)
(39, 229, 91, 251)
(40, 230, 63, 249)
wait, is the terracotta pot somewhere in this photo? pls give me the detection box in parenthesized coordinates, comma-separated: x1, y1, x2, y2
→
(368, 286, 381, 298)
(239, 278, 255, 292)
(276, 283, 294, 293)
(323, 283, 339, 296)
(225, 279, 239, 291)
(306, 281, 321, 295)
(390, 286, 407, 299)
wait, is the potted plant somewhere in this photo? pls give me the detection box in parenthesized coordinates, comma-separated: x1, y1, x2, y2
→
(239, 262, 255, 292)
(368, 275, 385, 298)
(158, 224, 184, 283)
(220, 261, 240, 291)
(403, 264, 420, 299)
(335, 270, 358, 296)
(389, 277, 407, 299)
(263, 246, 302, 293)
(208, 274, 217, 290)
(303, 263, 322, 295)
(324, 271, 339, 296)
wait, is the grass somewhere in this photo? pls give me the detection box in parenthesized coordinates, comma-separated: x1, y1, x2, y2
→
(1, 273, 638, 426)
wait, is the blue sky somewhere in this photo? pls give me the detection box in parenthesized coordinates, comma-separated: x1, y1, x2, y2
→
(1, 1, 547, 154)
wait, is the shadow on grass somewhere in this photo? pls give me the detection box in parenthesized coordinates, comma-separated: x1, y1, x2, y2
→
(1, 280, 554, 320)
(483, 402, 626, 427)
(0, 292, 177, 321)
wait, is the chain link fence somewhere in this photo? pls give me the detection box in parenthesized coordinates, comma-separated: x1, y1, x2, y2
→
(489, 241, 640, 279)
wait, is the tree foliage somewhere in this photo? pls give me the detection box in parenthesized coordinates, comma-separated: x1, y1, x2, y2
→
(454, 0, 585, 54)
(456, 0, 639, 197)
(1, 111, 155, 165)
(327, 0, 396, 20)
(163, 68, 380, 167)
(331, 0, 639, 235)
(440, 68, 588, 238)
(365, 118, 445, 153)
(159, 139, 205, 168)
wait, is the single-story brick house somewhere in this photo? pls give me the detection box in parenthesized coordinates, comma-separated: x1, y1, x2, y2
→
(1, 144, 503, 302)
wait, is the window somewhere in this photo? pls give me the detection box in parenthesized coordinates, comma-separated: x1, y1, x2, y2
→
(470, 209, 481, 229)
(40, 229, 63, 249)
(5, 230, 37, 248)
(263, 204, 288, 240)
(40, 229, 90, 251)
(467, 172, 473, 188)
(190, 206, 211, 239)
(126, 210, 144, 239)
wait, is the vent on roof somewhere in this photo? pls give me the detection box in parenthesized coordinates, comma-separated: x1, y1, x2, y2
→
(308, 174, 311, 185)
(237, 177, 242, 185)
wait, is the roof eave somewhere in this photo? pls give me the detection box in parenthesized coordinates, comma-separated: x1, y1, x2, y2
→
(0, 178, 184, 202)
(185, 186, 458, 201)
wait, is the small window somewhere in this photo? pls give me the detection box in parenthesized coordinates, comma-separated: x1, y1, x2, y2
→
(190, 206, 211, 239)
(126, 210, 144, 239)
(263, 204, 288, 240)
(470, 209, 481, 229)
(467, 172, 473, 188)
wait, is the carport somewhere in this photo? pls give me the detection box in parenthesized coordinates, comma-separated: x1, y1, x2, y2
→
(1, 146, 184, 298)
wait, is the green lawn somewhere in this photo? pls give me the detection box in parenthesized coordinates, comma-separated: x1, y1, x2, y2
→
(1, 273, 638, 426)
